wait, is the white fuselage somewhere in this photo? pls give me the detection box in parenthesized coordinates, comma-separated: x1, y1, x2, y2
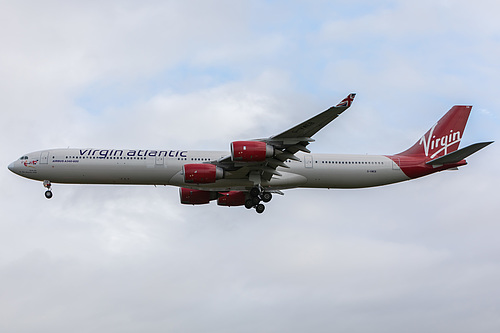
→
(9, 148, 411, 191)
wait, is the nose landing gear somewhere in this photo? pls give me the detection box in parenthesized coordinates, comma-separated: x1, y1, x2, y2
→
(43, 180, 53, 199)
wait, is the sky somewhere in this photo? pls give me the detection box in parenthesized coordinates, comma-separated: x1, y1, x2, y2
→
(1, 0, 499, 332)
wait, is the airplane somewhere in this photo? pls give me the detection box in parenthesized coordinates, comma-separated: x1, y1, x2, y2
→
(8, 94, 493, 213)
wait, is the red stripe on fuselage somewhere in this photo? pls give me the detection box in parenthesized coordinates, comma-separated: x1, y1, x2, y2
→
(386, 155, 467, 179)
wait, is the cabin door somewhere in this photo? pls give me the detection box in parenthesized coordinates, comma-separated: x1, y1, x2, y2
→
(40, 151, 49, 164)
(304, 155, 313, 168)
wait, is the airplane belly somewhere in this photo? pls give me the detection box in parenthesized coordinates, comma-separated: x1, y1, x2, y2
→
(169, 170, 307, 191)
(38, 163, 176, 185)
(308, 168, 409, 188)
(264, 172, 307, 189)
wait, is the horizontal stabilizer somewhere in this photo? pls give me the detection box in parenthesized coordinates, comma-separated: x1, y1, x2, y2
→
(426, 141, 493, 165)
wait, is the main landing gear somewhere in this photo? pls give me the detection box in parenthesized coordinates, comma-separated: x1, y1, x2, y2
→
(43, 180, 53, 199)
(245, 186, 272, 214)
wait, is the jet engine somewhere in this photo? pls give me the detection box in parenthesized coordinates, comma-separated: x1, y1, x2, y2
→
(179, 188, 217, 205)
(217, 191, 247, 206)
(183, 164, 224, 184)
(231, 141, 274, 162)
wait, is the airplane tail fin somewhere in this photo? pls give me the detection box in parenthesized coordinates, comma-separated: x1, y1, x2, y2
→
(397, 105, 472, 161)
(388, 105, 492, 180)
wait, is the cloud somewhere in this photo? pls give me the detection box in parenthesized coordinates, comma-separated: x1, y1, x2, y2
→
(1, 1, 499, 332)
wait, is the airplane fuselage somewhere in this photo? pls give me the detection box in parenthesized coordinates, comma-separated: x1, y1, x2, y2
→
(9, 148, 410, 190)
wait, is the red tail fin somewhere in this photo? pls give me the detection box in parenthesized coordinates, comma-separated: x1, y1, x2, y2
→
(397, 105, 472, 160)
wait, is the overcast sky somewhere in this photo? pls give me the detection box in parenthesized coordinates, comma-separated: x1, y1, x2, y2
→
(1, 1, 500, 332)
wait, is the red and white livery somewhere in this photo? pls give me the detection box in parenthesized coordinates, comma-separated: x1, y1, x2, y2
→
(8, 94, 493, 213)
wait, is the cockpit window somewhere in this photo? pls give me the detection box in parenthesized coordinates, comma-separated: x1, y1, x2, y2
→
(20, 156, 28, 160)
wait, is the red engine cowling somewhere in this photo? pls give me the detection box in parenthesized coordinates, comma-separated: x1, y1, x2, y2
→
(183, 164, 224, 184)
(231, 141, 274, 162)
(217, 191, 246, 206)
(179, 188, 217, 205)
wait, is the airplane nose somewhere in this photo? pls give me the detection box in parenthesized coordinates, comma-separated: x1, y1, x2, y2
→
(8, 161, 17, 173)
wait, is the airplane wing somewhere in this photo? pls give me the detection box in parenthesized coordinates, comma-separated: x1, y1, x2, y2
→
(213, 93, 356, 183)
(269, 93, 356, 143)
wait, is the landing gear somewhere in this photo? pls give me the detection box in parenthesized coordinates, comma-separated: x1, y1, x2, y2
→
(250, 187, 261, 197)
(261, 192, 272, 203)
(248, 186, 272, 213)
(255, 204, 265, 214)
(245, 199, 254, 209)
(43, 180, 52, 199)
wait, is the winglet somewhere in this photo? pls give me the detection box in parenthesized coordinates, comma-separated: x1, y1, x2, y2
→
(335, 93, 356, 108)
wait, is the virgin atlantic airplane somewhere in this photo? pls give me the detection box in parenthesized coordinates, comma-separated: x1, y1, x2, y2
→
(8, 94, 493, 213)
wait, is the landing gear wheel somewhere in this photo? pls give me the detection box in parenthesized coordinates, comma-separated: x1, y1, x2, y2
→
(250, 187, 261, 197)
(245, 199, 254, 209)
(43, 180, 52, 199)
(255, 204, 265, 214)
(251, 196, 261, 205)
(261, 192, 272, 203)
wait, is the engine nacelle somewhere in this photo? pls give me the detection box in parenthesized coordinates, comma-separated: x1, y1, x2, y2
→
(179, 188, 217, 205)
(217, 191, 247, 207)
(183, 164, 224, 184)
(231, 141, 274, 162)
